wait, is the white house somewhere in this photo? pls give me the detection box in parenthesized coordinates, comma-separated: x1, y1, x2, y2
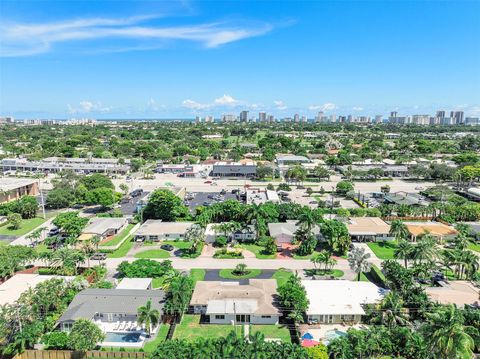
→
(190, 280, 280, 325)
(204, 223, 256, 243)
(134, 220, 195, 241)
(268, 220, 321, 245)
(302, 280, 386, 324)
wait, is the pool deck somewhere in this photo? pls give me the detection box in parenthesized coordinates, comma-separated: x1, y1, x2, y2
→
(95, 320, 159, 348)
(300, 324, 366, 342)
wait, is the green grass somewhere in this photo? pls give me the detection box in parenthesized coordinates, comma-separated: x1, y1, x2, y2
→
(467, 241, 480, 253)
(292, 252, 314, 260)
(272, 269, 293, 287)
(0, 217, 48, 236)
(305, 269, 344, 278)
(213, 250, 244, 259)
(367, 240, 398, 259)
(152, 277, 165, 289)
(163, 240, 192, 249)
(250, 325, 291, 342)
(143, 324, 170, 352)
(219, 268, 262, 279)
(106, 236, 133, 258)
(100, 224, 134, 247)
(236, 244, 276, 259)
(190, 269, 206, 284)
(35, 243, 51, 254)
(174, 315, 238, 340)
(134, 249, 170, 259)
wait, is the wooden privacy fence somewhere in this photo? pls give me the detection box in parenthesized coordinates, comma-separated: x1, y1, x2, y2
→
(14, 350, 148, 359)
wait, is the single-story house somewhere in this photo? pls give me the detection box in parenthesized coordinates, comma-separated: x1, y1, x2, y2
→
(268, 220, 321, 245)
(205, 223, 256, 243)
(190, 279, 280, 325)
(426, 281, 479, 308)
(58, 288, 165, 332)
(405, 222, 458, 241)
(0, 274, 75, 305)
(302, 280, 387, 324)
(345, 217, 391, 242)
(134, 220, 194, 241)
(116, 278, 152, 290)
(78, 217, 128, 242)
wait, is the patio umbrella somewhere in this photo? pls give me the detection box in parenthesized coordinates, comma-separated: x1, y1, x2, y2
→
(301, 339, 319, 347)
(301, 332, 314, 340)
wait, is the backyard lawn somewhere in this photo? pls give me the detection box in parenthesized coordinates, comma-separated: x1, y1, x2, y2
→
(100, 224, 134, 247)
(135, 249, 170, 259)
(219, 268, 262, 279)
(190, 268, 206, 284)
(250, 325, 291, 342)
(272, 269, 293, 286)
(143, 324, 170, 352)
(174, 315, 239, 340)
(0, 217, 48, 236)
(236, 244, 276, 259)
(367, 241, 398, 259)
(106, 236, 134, 258)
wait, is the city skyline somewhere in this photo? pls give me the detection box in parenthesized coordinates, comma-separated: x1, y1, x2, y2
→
(1, 0, 479, 118)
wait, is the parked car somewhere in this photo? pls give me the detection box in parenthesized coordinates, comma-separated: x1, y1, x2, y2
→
(48, 227, 60, 236)
(204, 180, 212, 184)
(91, 253, 106, 260)
(161, 244, 174, 251)
(130, 189, 144, 197)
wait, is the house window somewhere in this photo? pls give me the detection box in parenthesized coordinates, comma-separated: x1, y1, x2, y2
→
(179, 234, 184, 237)
(261, 315, 271, 319)
(149, 235, 158, 241)
(215, 315, 225, 320)
(165, 234, 170, 238)
(340, 315, 355, 322)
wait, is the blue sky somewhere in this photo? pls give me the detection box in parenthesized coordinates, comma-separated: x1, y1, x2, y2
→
(0, 0, 479, 119)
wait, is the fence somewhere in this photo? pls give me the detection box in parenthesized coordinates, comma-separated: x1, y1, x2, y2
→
(14, 350, 148, 359)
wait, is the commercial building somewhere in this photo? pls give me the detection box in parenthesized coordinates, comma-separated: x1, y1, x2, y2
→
(134, 220, 194, 241)
(0, 178, 39, 203)
(246, 189, 280, 205)
(275, 154, 310, 166)
(212, 161, 256, 177)
(302, 280, 386, 324)
(190, 279, 280, 325)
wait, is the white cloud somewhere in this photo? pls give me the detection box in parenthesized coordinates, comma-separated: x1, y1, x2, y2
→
(182, 99, 208, 110)
(67, 101, 111, 114)
(309, 103, 336, 111)
(214, 94, 238, 106)
(0, 15, 273, 57)
(352, 106, 364, 111)
(274, 100, 287, 110)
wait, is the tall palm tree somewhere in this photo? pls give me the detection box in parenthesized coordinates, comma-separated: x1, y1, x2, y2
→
(296, 211, 317, 233)
(412, 235, 439, 264)
(389, 220, 410, 241)
(348, 247, 372, 281)
(137, 300, 160, 337)
(370, 292, 409, 329)
(423, 305, 475, 359)
(394, 239, 414, 268)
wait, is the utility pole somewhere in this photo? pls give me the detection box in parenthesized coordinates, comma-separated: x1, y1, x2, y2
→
(37, 176, 46, 219)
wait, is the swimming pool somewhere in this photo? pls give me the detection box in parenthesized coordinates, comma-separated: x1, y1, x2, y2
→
(323, 329, 347, 345)
(104, 332, 142, 343)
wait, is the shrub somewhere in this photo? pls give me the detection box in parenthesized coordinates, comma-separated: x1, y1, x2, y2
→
(214, 236, 228, 247)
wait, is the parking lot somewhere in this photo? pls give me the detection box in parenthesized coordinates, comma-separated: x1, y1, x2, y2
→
(184, 191, 240, 212)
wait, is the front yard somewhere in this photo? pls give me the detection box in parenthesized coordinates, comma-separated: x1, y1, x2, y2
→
(100, 223, 134, 247)
(106, 236, 134, 258)
(134, 249, 170, 259)
(272, 269, 293, 286)
(235, 244, 276, 259)
(0, 217, 49, 236)
(219, 268, 262, 279)
(174, 315, 239, 340)
(367, 240, 398, 259)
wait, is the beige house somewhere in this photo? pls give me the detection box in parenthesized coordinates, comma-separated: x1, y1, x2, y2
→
(190, 279, 280, 325)
(345, 217, 391, 242)
(268, 221, 321, 245)
(302, 280, 386, 324)
(134, 220, 194, 242)
(405, 222, 458, 241)
(0, 178, 39, 204)
(78, 217, 128, 242)
(426, 281, 479, 308)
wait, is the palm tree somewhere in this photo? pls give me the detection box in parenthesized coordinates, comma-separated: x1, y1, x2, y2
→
(164, 274, 194, 317)
(389, 220, 410, 241)
(296, 211, 317, 233)
(137, 300, 160, 337)
(348, 247, 372, 281)
(423, 305, 475, 359)
(370, 292, 409, 329)
(394, 239, 414, 268)
(412, 235, 439, 264)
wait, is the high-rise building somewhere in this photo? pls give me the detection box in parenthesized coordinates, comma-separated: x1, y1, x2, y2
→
(390, 111, 398, 118)
(374, 115, 383, 123)
(293, 113, 300, 122)
(436, 110, 446, 119)
(465, 117, 480, 126)
(258, 112, 267, 122)
(267, 115, 275, 122)
(239, 110, 249, 122)
(205, 115, 214, 123)
(222, 114, 235, 122)
(450, 111, 464, 124)
(301, 115, 308, 123)
(315, 111, 324, 122)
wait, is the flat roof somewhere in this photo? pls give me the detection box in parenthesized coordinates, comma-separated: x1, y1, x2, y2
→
(135, 220, 194, 236)
(0, 274, 75, 305)
(405, 222, 458, 237)
(302, 280, 386, 316)
(346, 217, 391, 235)
(82, 217, 127, 236)
(116, 278, 152, 290)
(0, 178, 36, 191)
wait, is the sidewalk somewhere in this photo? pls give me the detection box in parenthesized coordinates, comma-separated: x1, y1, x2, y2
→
(9, 217, 56, 246)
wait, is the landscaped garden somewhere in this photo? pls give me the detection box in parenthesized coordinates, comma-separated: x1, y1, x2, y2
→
(367, 240, 398, 259)
(305, 268, 344, 278)
(219, 264, 262, 279)
(467, 241, 480, 253)
(235, 243, 276, 259)
(99, 223, 134, 247)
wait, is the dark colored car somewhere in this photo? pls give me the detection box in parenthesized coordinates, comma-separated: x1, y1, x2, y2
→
(161, 244, 174, 251)
(48, 227, 60, 236)
(91, 253, 107, 260)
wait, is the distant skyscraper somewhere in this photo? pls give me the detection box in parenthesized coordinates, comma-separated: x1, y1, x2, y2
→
(294, 113, 300, 122)
(450, 111, 464, 124)
(436, 110, 446, 119)
(222, 114, 235, 122)
(258, 112, 267, 122)
(301, 115, 308, 123)
(374, 115, 383, 123)
(267, 115, 275, 122)
(315, 111, 324, 122)
(195, 116, 202, 123)
(205, 115, 214, 123)
(239, 110, 249, 122)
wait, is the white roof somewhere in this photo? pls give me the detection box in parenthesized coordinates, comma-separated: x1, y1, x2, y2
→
(0, 274, 75, 305)
(302, 280, 386, 316)
(206, 299, 258, 314)
(82, 217, 127, 235)
(135, 220, 194, 236)
(0, 178, 36, 191)
(116, 278, 152, 290)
